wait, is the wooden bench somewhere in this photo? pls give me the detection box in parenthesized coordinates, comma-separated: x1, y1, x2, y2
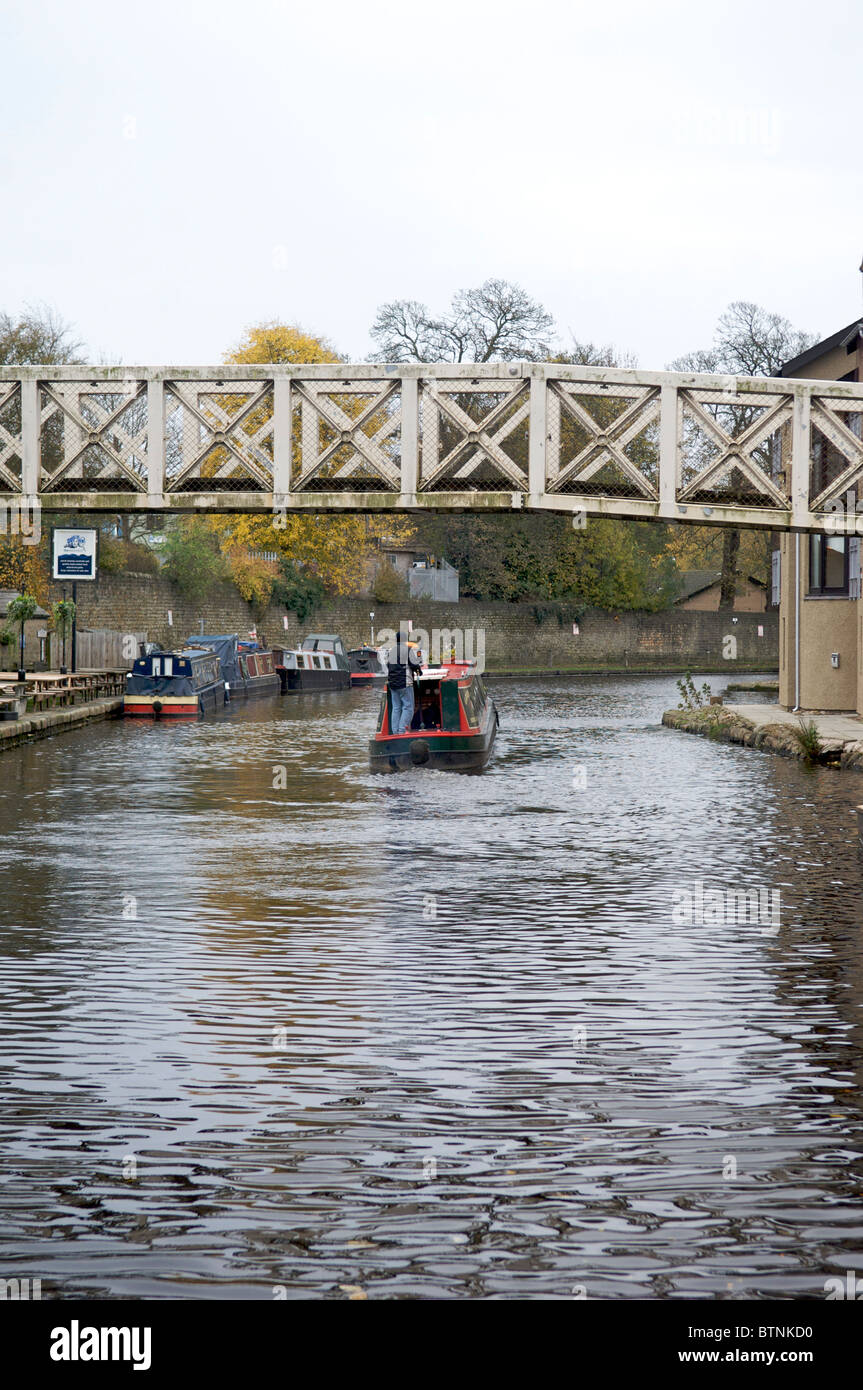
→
(26, 675, 75, 711)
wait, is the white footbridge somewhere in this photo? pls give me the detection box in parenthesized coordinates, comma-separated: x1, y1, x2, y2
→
(2, 362, 862, 530)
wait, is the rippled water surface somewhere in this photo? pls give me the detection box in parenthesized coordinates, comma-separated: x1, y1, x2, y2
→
(1, 674, 862, 1299)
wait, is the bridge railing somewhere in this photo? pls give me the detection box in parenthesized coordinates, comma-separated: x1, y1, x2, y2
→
(2, 362, 863, 529)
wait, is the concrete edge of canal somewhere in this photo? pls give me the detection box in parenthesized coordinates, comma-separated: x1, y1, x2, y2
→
(484, 664, 779, 678)
(662, 704, 863, 772)
(0, 698, 124, 753)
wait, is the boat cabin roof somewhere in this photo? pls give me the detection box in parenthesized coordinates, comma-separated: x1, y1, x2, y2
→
(419, 659, 477, 682)
(135, 646, 213, 663)
(418, 667, 479, 688)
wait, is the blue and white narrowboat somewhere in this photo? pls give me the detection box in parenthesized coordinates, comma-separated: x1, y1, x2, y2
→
(124, 648, 224, 719)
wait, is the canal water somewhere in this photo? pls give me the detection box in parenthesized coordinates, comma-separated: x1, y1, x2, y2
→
(1, 674, 862, 1300)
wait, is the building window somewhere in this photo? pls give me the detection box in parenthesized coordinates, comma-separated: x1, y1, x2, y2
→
(808, 533, 849, 595)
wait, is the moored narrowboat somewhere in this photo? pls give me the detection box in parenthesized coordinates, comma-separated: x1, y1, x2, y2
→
(274, 634, 352, 693)
(236, 642, 281, 699)
(348, 645, 387, 687)
(189, 634, 280, 701)
(369, 666, 498, 773)
(124, 648, 224, 719)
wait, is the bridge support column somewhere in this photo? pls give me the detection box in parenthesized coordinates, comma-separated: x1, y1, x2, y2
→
(146, 380, 165, 498)
(21, 378, 39, 496)
(273, 377, 292, 500)
(790, 385, 811, 529)
(528, 374, 546, 500)
(659, 384, 678, 517)
(400, 377, 418, 500)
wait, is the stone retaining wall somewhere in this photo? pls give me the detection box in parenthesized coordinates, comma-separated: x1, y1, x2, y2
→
(47, 572, 780, 674)
(0, 698, 123, 754)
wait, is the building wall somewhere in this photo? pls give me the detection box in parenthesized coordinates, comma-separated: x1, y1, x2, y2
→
(678, 579, 767, 612)
(779, 534, 795, 708)
(46, 572, 259, 649)
(787, 344, 859, 382)
(778, 328, 863, 712)
(857, 602, 863, 717)
(778, 533, 858, 710)
(2, 617, 51, 670)
(46, 570, 778, 672)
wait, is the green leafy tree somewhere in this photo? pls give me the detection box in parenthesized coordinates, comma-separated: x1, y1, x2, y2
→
(52, 598, 76, 671)
(7, 593, 38, 677)
(0, 305, 83, 601)
(271, 561, 325, 625)
(421, 513, 676, 609)
(161, 519, 228, 602)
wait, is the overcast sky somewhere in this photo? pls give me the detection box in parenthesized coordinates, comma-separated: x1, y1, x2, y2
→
(1, 0, 861, 368)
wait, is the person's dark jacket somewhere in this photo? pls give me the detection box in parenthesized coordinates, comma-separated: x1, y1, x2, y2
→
(387, 637, 422, 690)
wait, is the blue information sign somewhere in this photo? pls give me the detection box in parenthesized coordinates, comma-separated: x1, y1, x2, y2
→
(52, 529, 98, 580)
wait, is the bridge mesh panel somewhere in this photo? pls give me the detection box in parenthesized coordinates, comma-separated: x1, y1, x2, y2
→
(165, 381, 274, 492)
(809, 395, 863, 511)
(547, 382, 659, 498)
(677, 389, 791, 508)
(40, 382, 148, 493)
(419, 380, 529, 491)
(291, 380, 400, 492)
(0, 383, 22, 488)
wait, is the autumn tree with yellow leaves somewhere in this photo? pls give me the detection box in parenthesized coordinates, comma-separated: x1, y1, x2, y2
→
(202, 321, 413, 606)
(0, 534, 49, 600)
(223, 321, 343, 369)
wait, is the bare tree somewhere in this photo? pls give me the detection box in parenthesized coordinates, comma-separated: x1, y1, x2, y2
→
(671, 301, 817, 608)
(673, 302, 815, 379)
(370, 278, 557, 363)
(553, 339, 638, 368)
(0, 303, 83, 365)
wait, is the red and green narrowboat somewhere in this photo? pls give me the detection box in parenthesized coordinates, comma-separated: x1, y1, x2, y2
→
(369, 664, 499, 773)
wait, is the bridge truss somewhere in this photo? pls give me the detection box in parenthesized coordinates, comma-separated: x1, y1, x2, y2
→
(1, 362, 862, 530)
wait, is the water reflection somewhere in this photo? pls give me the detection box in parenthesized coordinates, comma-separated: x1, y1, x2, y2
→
(0, 675, 862, 1299)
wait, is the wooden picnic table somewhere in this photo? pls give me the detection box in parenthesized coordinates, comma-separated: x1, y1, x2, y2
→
(0, 669, 127, 709)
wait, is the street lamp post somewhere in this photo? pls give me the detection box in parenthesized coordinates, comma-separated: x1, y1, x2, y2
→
(70, 581, 78, 674)
(60, 586, 67, 674)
